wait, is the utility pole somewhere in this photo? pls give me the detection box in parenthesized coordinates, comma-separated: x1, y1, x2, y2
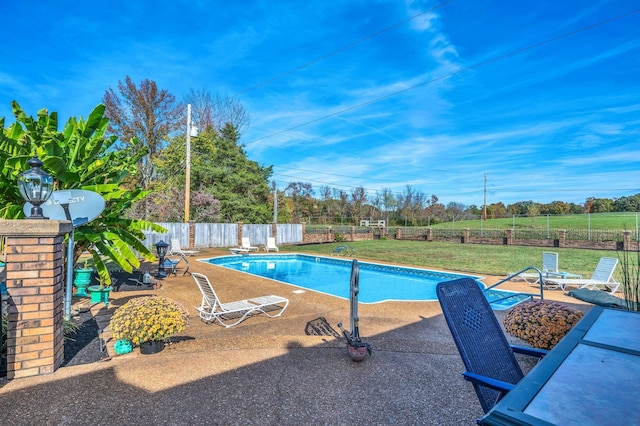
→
(273, 181, 278, 223)
(184, 104, 192, 223)
(483, 173, 487, 221)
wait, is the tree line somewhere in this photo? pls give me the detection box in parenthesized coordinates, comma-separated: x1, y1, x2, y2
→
(4, 76, 638, 232)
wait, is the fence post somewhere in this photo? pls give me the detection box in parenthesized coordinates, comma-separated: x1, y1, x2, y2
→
(188, 221, 195, 248)
(427, 227, 432, 241)
(237, 221, 243, 244)
(350, 226, 356, 241)
(271, 222, 277, 241)
(395, 227, 402, 239)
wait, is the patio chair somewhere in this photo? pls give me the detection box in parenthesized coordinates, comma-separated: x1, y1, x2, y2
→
(510, 252, 571, 290)
(241, 237, 259, 252)
(264, 237, 279, 252)
(437, 278, 547, 414)
(544, 257, 620, 293)
(330, 245, 355, 256)
(192, 272, 289, 328)
(168, 238, 200, 256)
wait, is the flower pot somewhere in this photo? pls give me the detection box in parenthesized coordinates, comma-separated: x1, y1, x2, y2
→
(87, 285, 112, 307)
(348, 345, 368, 362)
(139, 340, 165, 355)
(73, 268, 93, 297)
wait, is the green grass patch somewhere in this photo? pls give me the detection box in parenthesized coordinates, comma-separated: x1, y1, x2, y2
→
(429, 212, 640, 231)
(289, 240, 618, 279)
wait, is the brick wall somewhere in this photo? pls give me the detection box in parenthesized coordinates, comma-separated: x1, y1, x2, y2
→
(1, 220, 71, 379)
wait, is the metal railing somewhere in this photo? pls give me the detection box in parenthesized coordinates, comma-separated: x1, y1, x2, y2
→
(484, 266, 545, 307)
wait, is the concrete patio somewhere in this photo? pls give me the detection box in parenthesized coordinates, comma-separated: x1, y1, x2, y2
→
(0, 248, 592, 425)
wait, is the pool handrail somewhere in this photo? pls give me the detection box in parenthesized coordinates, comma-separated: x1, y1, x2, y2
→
(484, 267, 545, 307)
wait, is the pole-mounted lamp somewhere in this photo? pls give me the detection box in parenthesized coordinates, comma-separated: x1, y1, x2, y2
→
(18, 153, 54, 219)
(154, 240, 169, 278)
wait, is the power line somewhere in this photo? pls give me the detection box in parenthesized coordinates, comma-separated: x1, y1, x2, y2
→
(246, 7, 640, 145)
(232, 1, 455, 98)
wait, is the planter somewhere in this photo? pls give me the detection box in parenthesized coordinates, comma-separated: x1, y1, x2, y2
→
(73, 268, 93, 297)
(139, 340, 165, 355)
(348, 345, 369, 362)
(87, 285, 112, 307)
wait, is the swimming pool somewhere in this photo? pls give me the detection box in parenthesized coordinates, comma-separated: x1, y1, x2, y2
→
(203, 254, 529, 309)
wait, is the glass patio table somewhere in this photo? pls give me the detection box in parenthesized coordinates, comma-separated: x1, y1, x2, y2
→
(480, 306, 640, 425)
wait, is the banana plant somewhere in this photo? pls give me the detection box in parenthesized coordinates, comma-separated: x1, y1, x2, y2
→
(0, 101, 165, 284)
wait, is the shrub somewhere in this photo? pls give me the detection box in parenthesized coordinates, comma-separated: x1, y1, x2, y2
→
(503, 300, 583, 350)
(110, 296, 189, 346)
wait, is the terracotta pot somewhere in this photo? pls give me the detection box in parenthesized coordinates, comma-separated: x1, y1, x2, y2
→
(348, 345, 368, 362)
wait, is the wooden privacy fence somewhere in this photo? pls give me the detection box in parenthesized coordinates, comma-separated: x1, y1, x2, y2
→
(141, 222, 303, 250)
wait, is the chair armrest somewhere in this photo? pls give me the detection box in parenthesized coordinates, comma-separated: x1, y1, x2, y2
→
(510, 344, 548, 358)
(462, 372, 515, 393)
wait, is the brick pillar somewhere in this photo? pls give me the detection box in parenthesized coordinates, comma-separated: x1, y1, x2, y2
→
(395, 227, 402, 239)
(623, 231, 631, 251)
(426, 227, 432, 241)
(462, 228, 470, 244)
(2, 219, 72, 379)
(505, 229, 513, 245)
(558, 229, 566, 248)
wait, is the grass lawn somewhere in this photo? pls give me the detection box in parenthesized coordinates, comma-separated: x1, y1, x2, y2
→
(288, 239, 621, 279)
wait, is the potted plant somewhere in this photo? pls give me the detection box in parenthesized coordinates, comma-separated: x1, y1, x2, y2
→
(503, 300, 583, 350)
(87, 275, 113, 307)
(73, 259, 94, 297)
(109, 296, 189, 354)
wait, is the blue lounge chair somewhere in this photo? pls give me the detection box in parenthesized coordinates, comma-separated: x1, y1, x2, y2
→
(436, 278, 547, 414)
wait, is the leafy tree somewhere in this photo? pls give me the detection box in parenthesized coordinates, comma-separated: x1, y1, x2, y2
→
(585, 197, 613, 213)
(285, 181, 315, 222)
(613, 194, 640, 212)
(155, 123, 272, 223)
(487, 202, 507, 219)
(542, 201, 571, 215)
(0, 102, 163, 284)
(103, 76, 182, 191)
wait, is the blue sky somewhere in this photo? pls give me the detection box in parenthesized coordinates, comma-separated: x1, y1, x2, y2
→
(1, 1, 639, 208)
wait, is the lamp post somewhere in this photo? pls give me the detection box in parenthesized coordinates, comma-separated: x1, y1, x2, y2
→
(18, 153, 54, 219)
(155, 240, 169, 278)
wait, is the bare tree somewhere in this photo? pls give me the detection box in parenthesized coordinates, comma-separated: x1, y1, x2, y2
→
(103, 76, 182, 189)
(350, 186, 368, 224)
(184, 89, 250, 135)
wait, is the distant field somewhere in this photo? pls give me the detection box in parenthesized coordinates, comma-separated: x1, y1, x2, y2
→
(428, 212, 640, 231)
(290, 239, 620, 279)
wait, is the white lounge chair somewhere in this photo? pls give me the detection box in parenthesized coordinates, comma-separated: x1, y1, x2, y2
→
(169, 238, 199, 256)
(264, 237, 279, 252)
(192, 273, 289, 328)
(545, 257, 620, 293)
(241, 237, 259, 252)
(511, 252, 580, 290)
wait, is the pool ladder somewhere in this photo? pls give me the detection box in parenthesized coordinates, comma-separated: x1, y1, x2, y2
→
(484, 266, 545, 307)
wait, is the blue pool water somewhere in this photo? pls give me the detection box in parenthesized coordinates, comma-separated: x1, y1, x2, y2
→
(203, 254, 529, 309)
